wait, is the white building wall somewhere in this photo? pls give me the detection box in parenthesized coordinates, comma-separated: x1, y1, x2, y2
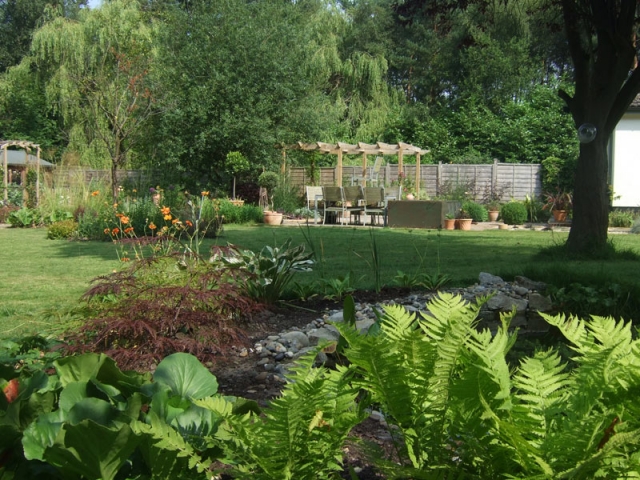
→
(612, 113, 640, 207)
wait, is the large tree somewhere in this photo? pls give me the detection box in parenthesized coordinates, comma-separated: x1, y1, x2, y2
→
(558, 0, 640, 254)
(31, 0, 157, 197)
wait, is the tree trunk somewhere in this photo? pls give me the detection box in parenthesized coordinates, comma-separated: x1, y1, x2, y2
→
(566, 135, 610, 253)
(111, 162, 118, 201)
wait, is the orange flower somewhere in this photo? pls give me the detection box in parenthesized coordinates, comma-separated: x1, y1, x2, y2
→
(112, 227, 120, 235)
(164, 214, 172, 221)
(113, 203, 118, 208)
(172, 218, 179, 224)
(148, 222, 157, 230)
(185, 220, 193, 227)
(121, 257, 130, 262)
(120, 216, 130, 225)
(201, 191, 210, 196)
(124, 227, 134, 234)
(91, 190, 100, 196)
(116, 213, 123, 218)
(160, 206, 171, 215)
(104, 228, 110, 235)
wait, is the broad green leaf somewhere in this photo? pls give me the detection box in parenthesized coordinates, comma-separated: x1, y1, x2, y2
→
(44, 420, 140, 480)
(22, 414, 63, 461)
(58, 382, 89, 414)
(153, 353, 218, 400)
(67, 398, 118, 426)
(54, 353, 106, 386)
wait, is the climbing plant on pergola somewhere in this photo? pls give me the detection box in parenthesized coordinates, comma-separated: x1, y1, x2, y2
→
(284, 141, 430, 189)
(1, 140, 42, 205)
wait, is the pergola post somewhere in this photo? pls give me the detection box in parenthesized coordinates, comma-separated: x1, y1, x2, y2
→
(398, 148, 404, 180)
(415, 152, 421, 198)
(336, 150, 343, 187)
(362, 152, 367, 186)
(36, 146, 41, 205)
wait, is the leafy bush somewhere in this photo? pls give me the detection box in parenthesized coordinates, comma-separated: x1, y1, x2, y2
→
(47, 219, 78, 240)
(66, 251, 261, 370)
(221, 239, 315, 304)
(609, 209, 635, 228)
(500, 201, 528, 225)
(8, 207, 40, 227)
(335, 292, 640, 478)
(218, 199, 263, 224)
(461, 200, 488, 222)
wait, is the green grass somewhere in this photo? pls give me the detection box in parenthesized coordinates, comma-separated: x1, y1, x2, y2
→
(2, 224, 640, 338)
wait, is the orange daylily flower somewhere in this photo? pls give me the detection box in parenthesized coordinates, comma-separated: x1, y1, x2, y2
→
(160, 206, 171, 215)
(120, 216, 130, 224)
(121, 257, 130, 262)
(185, 220, 193, 227)
(112, 227, 120, 235)
(201, 191, 210, 196)
(148, 222, 157, 230)
(91, 190, 100, 196)
(104, 228, 111, 235)
(164, 214, 172, 221)
(124, 227, 134, 234)
(172, 218, 180, 224)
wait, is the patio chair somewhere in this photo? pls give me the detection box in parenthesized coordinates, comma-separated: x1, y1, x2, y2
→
(368, 157, 383, 185)
(322, 186, 348, 225)
(305, 186, 324, 224)
(363, 186, 387, 226)
(343, 185, 365, 224)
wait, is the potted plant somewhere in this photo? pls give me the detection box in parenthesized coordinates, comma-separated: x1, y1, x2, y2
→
(258, 171, 282, 225)
(455, 208, 473, 230)
(486, 200, 501, 222)
(444, 212, 456, 230)
(543, 189, 572, 222)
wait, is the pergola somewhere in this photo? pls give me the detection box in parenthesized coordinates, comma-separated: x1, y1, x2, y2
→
(286, 141, 430, 190)
(2, 140, 42, 204)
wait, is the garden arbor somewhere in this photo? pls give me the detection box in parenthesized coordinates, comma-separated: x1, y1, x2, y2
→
(289, 141, 430, 189)
(1, 140, 42, 204)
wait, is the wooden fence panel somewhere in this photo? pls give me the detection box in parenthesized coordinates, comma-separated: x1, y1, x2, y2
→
(289, 161, 542, 201)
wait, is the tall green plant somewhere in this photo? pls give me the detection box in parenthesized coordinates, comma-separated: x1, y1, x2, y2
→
(334, 293, 640, 478)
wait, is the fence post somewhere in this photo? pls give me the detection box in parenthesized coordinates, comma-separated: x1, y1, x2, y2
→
(491, 158, 498, 193)
(437, 162, 442, 195)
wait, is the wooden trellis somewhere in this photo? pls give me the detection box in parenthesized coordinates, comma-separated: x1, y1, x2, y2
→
(284, 141, 430, 189)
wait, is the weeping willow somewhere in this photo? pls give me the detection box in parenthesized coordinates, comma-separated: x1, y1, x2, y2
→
(31, 0, 157, 197)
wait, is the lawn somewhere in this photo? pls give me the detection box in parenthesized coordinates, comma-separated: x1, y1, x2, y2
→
(2, 224, 640, 337)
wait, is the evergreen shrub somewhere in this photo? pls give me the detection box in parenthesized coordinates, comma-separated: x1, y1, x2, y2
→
(47, 219, 78, 240)
(500, 201, 528, 225)
(461, 201, 488, 222)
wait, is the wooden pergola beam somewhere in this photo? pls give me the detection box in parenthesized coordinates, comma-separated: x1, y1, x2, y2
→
(286, 141, 430, 188)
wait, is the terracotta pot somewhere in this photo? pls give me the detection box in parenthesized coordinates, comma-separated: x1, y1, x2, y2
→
(263, 211, 283, 225)
(552, 209, 567, 222)
(488, 210, 499, 222)
(499, 223, 510, 230)
(456, 218, 472, 230)
(230, 199, 245, 207)
(152, 193, 161, 205)
(405, 193, 415, 200)
(444, 218, 456, 230)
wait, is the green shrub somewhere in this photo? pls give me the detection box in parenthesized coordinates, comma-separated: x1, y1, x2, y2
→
(47, 219, 78, 240)
(522, 194, 550, 223)
(500, 201, 528, 225)
(8, 207, 40, 227)
(461, 201, 488, 222)
(335, 292, 640, 478)
(218, 200, 263, 224)
(609, 209, 634, 228)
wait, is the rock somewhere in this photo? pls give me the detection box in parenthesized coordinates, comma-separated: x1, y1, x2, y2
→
(486, 293, 528, 312)
(528, 292, 553, 312)
(515, 276, 546, 291)
(274, 352, 285, 361)
(280, 331, 310, 348)
(355, 318, 375, 333)
(327, 311, 344, 322)
(307, 327, 340, 345)
(238, 348, 248, 357)
(513, 286, 530, 296)
(254, 372, 270, 382)
(479, 272, 504, 285)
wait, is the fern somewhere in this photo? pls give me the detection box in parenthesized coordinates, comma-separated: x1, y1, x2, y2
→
(216, 344, 365, 479)
(336, 293, 640, 478)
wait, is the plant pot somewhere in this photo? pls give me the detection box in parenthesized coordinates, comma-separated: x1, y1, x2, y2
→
(405, 193, 415, 200)
(230, 199, 245, 207)
(456, 218, 472, 231)
(488, 210, 499, 222)
(444, 218, 456, 230)
(499, 223, 510, 230)
(263, 211, 283, 225)
(552, 209, 567, 222)
(152, 193, 161, 205)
